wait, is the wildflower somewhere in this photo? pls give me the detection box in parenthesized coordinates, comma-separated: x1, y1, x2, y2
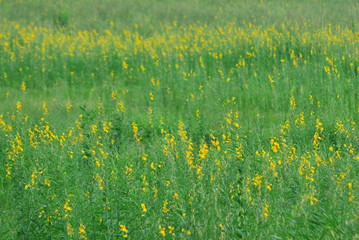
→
(263, 204, 269, 217)
(120, 225, 128, 233)
(219, 223, 224, 230)
(79, 224, 86, 234)
(44, 179, 51, 187)
(67, 223, 74, 237)
(159, 226, 166, 236)
(66, 102, 72, 112)
(132, 123, 141, 141)
(16, 101, 22, 111)
(91, 125, 97, 134)
(162, 201, 169, 213)
(64, 200, 72, 212)
(141, 203, 147, 214)
(198, 143, 208, 159)
(21, 81, 26, 91)
(290, 96, 296, 110)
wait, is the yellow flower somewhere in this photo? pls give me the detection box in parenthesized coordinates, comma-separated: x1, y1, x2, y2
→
(64, 200, 72, 212)
(120, 225, 128, 233)
(159, 225, 166, 236)
(67, 223, 74, 237)
(219, 223, 224, 230)
(91, 125, 97, 134)
(16, 101, 22, 111)
(79, 224, 86, 234)
(141, 203, 147, 213)
(44, 179, 51, 187)
(21, 81, 26, 91)
(66, 102, 72, 112)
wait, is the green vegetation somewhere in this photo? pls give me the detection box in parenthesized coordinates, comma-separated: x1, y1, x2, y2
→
(2, 0, 359, 239)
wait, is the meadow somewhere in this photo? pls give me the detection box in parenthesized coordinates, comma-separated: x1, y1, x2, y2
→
(2, 0, 359, 239)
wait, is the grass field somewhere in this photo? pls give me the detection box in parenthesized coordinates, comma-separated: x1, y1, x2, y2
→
(2, 0, 359, 239)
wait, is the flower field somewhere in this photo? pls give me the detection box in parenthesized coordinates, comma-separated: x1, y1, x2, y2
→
(2, 0, 359, 239)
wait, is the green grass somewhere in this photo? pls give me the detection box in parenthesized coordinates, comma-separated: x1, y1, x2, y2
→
(2, 0, 359, 239)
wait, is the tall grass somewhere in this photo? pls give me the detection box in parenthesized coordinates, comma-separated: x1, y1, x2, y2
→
(2, 0, 359, 239)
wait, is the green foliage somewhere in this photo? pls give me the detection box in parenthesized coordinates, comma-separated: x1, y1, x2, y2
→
(2, 0, 359, 239)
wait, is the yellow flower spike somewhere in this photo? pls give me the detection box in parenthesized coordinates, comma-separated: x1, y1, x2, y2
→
(16, 101, 22, 111)
(67, 223, 74, 237)
(120, 225, 128, 233)
(263, 204, 269, 217)
(159, 226, 166, 236)
(173, 192, 179, 200)
(66, 102, 72, 112)
(290, 96, 296, 110)
(162, 201, 169, 213)
(21, 81, 26, 91)
(132, 123, 141, 141)
(64, 200, 72, 212)
(44, 179, 51, 187)
(219, 223, 224, 230)
(141, 203, 147, 213)
(78, 224, 86, 234)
